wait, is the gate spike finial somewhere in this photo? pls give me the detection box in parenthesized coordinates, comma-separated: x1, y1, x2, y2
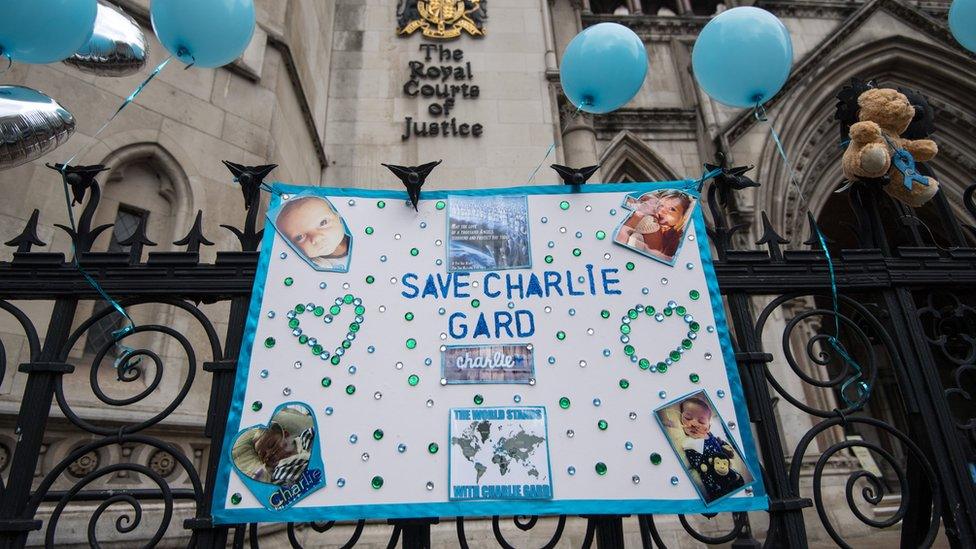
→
(4, 209, 47, 253)
(174, 210, 214, 253)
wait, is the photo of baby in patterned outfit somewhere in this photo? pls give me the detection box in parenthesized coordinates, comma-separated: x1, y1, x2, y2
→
(232, 404, 317, 486)
(613, 189, 696, 266)
(655, 390, 754, 504)
(272, 195, 351, 272)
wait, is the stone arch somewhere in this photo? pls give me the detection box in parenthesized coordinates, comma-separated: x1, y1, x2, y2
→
(752, 36, 976, 243)
(600, 131, 680, 183)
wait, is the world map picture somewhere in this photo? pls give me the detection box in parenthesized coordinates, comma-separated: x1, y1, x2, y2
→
(449, 407, 552, 500)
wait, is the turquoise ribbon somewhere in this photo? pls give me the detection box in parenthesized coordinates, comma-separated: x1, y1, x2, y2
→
(526, 103, 585, 185)
(755, 104, 870, 408)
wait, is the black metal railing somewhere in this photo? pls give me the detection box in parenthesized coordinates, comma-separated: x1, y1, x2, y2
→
(0, 160, 973, 548)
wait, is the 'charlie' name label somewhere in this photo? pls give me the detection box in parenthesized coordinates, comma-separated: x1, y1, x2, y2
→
(442, 343, 534, 384)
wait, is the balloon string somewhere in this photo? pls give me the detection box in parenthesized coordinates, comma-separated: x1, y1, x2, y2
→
(526, 103, 585, 185)
(0, 50, 11, 76)
(57, 166, 138, 369)
(63, 55, 172, 167)
(754, 103, 870, 408)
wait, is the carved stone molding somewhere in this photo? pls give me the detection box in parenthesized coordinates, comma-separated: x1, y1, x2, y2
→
(594, 108, 698, 137)
(581, 14, 707, 40)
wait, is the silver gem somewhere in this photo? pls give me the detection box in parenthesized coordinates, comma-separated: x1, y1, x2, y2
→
(660, 278, 669, 285)
(279, 252, 287, 259)
(707, 326, 716, 333)
(337, 478, 346, 487)
(654, 313, 665, 322)
(294, 361, 302, 369)
(324, 316, 333, 324)
(354, 298, 362, 306)
(717, 390, 726, 398)
(390, 277, 398, 284)
(658, 391, 667, 399)
(426, 398, 434, 407)
(361, 452, 369, 461)
(593, 398, 601, 406)
(374, 391, 382, 400)
(319, 282, 328, 289)
(704, 352, 713, 360)
(728, 421, 736, 430)
(629, 412, 637, 420)
(342, 282, 350, 289)
(380, 255, 388, 262)
(349, 434, 358, 443)
(642, 288, 649, 295)
(540, 217, 548, 223)
(282, 387, 291, 396)
(267, 311, 276, 319)
(367, 345, 375, 353)
(688, 332, 698, 340)
(420, 222, 427, 228)
(670, 476, 679, 485)
(603, 349, 611, 357)
(620, 335, 630, 344)
(544, 306, 552, 313)
(566, 429, 575, 438)
(579, 360, 587, 367)
(575, 231, 583, 238)
(325, 406, 334, 416)
(348, 365, 357, 374)
(508, 302, 515, 309)
(559, 226, 567, 233)
(378, 306, 386, 313)
(398, 443, 407, 453)
(435, 239, 443, 246)
(426, 481, 434, 490)
(625, 441, 633, 450)
(513, 394, 522, 403)
(548, 241, 555, 248)
(567, 466, 576, 475)
(335, 348, 345, 357)
(438, 308, 446, 315)
(259, 369, 269, 379)
(667, 300, 678, 309)
(439, 345, 447, 352)
(395, 362, 404, 370)
(632, 475, 641, 485)
(688, 234, 695, 241)
(440, 333, 447, 340)
(686, 262, 694, 270)
(394, 233, 401, 240)
(585, 205, 592, 212)
(287, 310, 297, 319)
(587, 328, 595, 335)
(292, 329, 302, 337)
(348, 199, 356, 206)
(604, 253, 611, 260)
(610, 209, 617, 215)
(528, 378, 536, 386)
(436, 259, 443, 266)
(440, 378, 447, 386)
(569, 308, 576, 316)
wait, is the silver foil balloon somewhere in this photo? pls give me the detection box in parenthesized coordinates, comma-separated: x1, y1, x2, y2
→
(63, 2, 148, 77)
(0, 86, 75, 171)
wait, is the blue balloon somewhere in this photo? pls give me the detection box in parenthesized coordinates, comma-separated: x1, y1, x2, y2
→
(560, 23, 648, 114)
(151, 0, 255, 69)
(0, 0, 97, 64)
(692, 7, 793, 109)
(950, 0, 976, 53)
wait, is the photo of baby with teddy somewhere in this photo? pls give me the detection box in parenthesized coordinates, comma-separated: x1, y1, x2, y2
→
(655, 390, 754, 504)
(271, 195, 351, 272)
(614, 189, 696, 266)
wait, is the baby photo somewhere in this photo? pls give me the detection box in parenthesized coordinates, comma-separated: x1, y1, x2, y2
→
(613, 189, 697, 266)
(655, 390, 754, 504)
(270, 194, 351, 272)
(232, 403, 317, 486)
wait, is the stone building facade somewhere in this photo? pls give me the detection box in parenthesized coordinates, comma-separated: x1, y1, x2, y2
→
(0, 0, 972, 545)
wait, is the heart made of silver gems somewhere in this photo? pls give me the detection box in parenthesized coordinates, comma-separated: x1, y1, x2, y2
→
(619, 301, 699, 373)
(285, 294, 364, 365)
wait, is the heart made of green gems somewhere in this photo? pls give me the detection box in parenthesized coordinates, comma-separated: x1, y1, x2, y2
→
(616, 301, 700, 373)
(283, 293, 365, 365)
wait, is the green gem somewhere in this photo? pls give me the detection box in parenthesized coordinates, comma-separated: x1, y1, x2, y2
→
(405, 312, 415, 321)
(625, 262, 635, 271)
(264, 337, 275, 348)
(408, 374, 420, 386)
(331, 355, 341, 365)
(559, 397, 571, 409)
(601, 309, 610, 319)
(596, 230, 606, 240)
(251, 401, 262, 412)
(371, 475, 384, 489)
(657, 362, 668, 373)
(230, 492, 242, 505)
(373, 429, 384, 440)
(628, 309, 638, 319)
(428, 442, 439, 454)
(620, 324, 631, 335)
(410, 248, 419, 256)
(650, 452, 662, 465)
(345, 384, 356, 395)
(572, 248, 582, 257)
(471, 299, 480, 308)
(670, 350, 681, 361)
(598, 419, 608, 430)
(321, 377, 332, 387)
(313, 306, 325, 316)
(556, 331, 566, 341)
(355, 305, 366, 315)
(295, 304, 306, 313)
(473, 394, 484, 405)
(349, 322, 360, 332)
(645, 306, 655, 316)
(624, 344, 635, 356)
(690, 322, 700, 332)
(545, 255, 554, 264)
(365, 226, 374, 235)
(406, 338, 417, 349)
(330, 305, 341, 315)
(341, 340, 351, 349)
(689, 373, 700, 383)
(298, 335, 309, 345)
(675, 306, 687, 316)
(559, 200, 570, 210)
(619, 379, 630, 389)
(377, 200, 386, 209)
(435, 200, 446, 210)
(366, 275, 375, 284)
(284, 277, 293, 286)
(288, 318, 299, 329)
(595, 462, 608, 475)
(664, 307, 673, 317)
(312, 344, 323, 355)
(343, 294, 354, 304)
(638, 358, 650, 370)
(682, 339, 693, 349)
(689, 289, 701, 300)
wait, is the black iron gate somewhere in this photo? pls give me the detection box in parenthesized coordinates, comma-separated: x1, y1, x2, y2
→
(0, 162, 973, 548)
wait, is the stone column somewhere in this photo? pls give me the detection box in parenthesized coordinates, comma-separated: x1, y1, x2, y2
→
(550, 0, 601, 169)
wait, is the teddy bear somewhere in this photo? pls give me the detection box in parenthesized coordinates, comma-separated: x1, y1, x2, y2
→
(842, 87, 939, 207)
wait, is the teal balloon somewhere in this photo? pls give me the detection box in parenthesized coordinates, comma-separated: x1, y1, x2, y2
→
(950, 0, 976, 53)
(692, 7, 793, 109)
(560, 23, 648, 114)
(151, 0, 255, 68)
(0, 0, 97, 64)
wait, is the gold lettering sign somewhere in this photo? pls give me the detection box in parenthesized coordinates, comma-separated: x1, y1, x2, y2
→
(396, 0, 487, 39)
